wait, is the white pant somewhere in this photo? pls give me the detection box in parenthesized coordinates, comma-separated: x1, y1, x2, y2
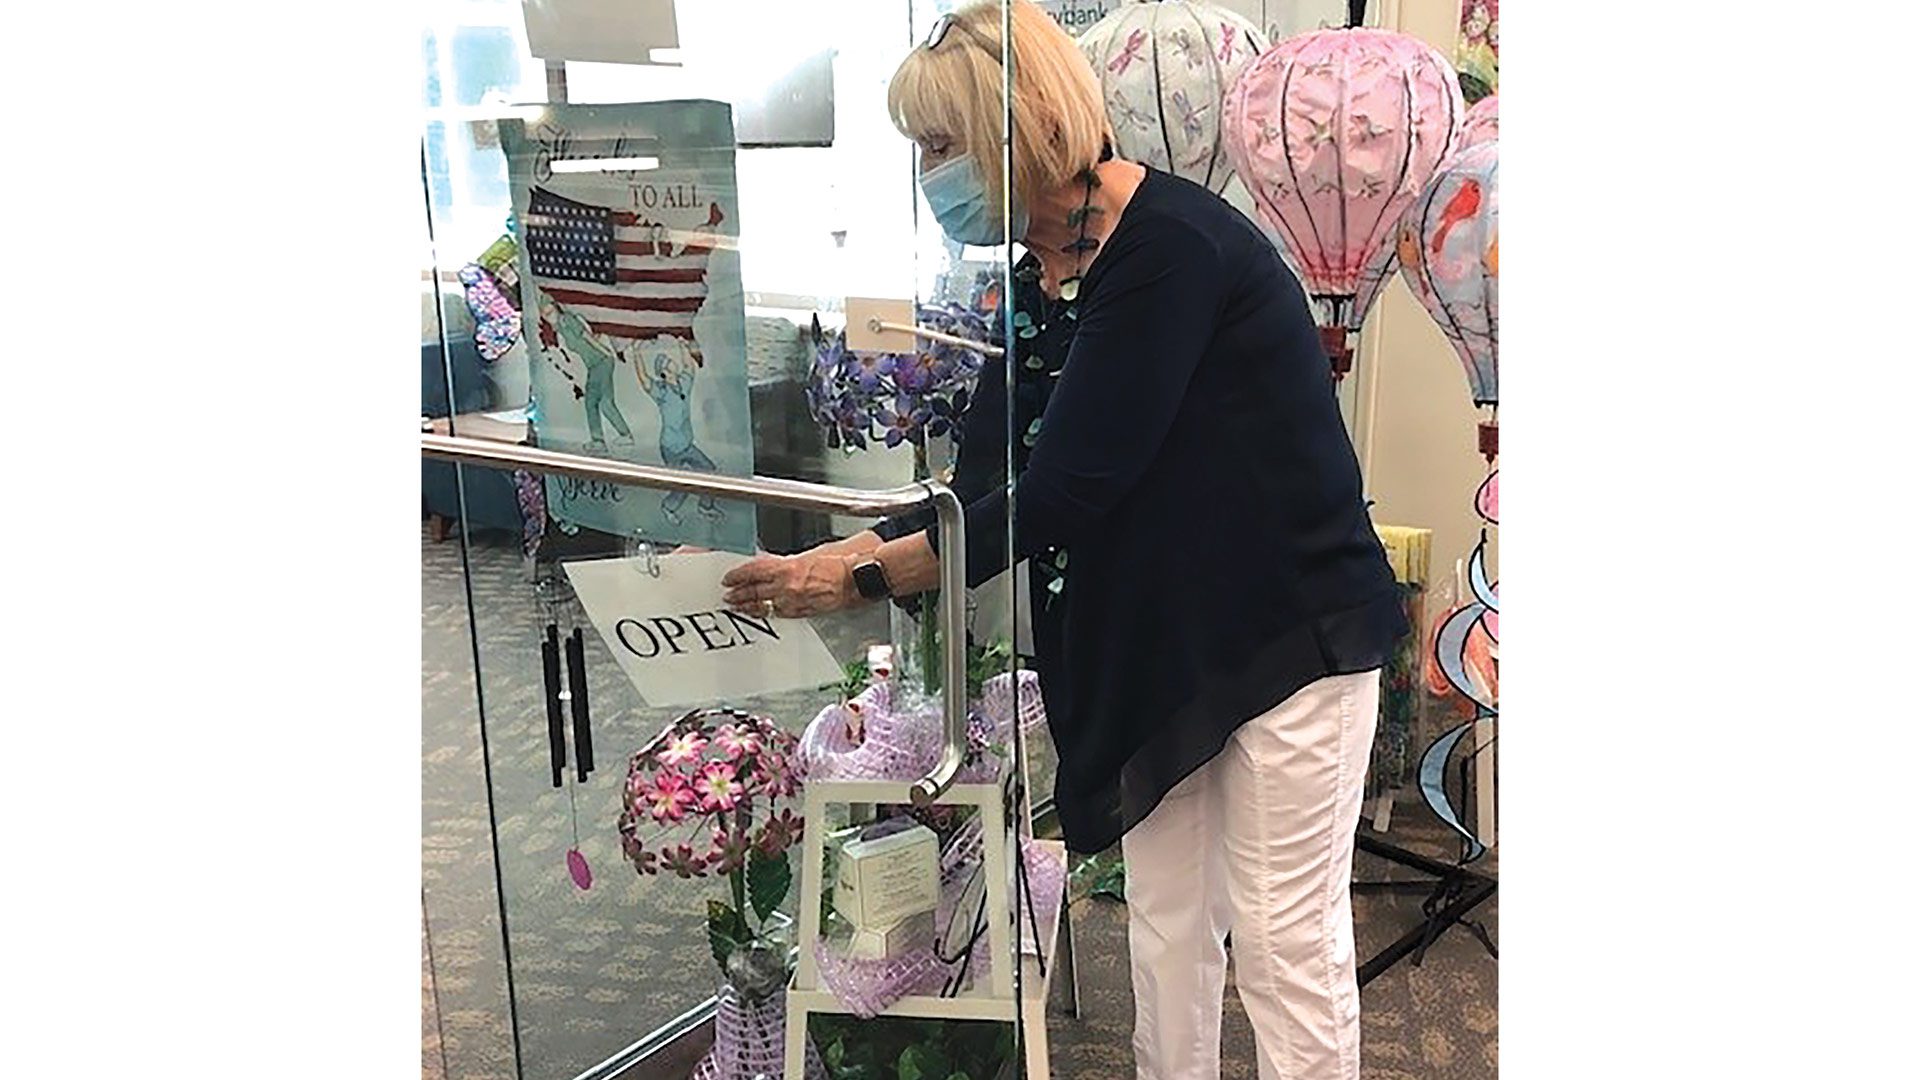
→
(1121, 670, 1380, 1080)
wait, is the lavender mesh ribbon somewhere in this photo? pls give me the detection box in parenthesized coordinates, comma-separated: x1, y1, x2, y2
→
(692, 981, 825, 1080)
(795, 672, 1047, 787)
(795, 672, 1060, 1018)
(809, 835, 1065, 1018)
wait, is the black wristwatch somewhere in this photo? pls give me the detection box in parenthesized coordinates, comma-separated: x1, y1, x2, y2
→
(849, 557, 893, 602)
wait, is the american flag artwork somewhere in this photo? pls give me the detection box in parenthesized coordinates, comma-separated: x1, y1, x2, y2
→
(499, 101, 756, 554)
(523, 186, 722, 347)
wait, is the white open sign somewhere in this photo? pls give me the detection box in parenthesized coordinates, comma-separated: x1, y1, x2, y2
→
(562, 551, 846, 708)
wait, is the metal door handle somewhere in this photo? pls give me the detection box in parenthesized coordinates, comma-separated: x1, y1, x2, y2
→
(423, 432, 971, 804)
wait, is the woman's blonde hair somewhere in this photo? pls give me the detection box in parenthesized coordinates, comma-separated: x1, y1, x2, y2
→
(887, 0, 1112, 215)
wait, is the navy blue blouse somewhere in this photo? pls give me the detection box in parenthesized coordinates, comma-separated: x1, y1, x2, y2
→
(881, 168, 1407, 854)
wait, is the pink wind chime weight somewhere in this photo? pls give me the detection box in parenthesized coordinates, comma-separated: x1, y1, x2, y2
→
(1222, 24, 1464, 381)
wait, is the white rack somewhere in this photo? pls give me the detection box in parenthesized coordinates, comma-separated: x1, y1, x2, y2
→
(783, 778, 1072, 1080)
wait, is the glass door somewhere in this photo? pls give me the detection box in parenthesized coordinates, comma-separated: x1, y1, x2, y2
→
(421, 3, 1027, 1077)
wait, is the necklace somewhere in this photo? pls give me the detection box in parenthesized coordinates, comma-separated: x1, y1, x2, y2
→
(1055, 141, 1113, 304)
(1022, 143, 1112, 610)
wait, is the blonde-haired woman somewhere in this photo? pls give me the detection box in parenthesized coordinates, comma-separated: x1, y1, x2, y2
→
(723, 4, 1406, 1077)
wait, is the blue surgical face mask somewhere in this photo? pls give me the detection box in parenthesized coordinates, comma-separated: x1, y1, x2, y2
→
(918, 154, 1027, 246)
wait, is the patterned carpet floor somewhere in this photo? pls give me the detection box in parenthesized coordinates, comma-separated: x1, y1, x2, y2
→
(424, 523, 1497, 1080)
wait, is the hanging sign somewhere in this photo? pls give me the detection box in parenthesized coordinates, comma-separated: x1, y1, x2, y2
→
(501, 101, 757, 553)
(563, 552, 845, 707)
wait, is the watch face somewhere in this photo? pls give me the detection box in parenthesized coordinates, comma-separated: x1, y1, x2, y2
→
(853, 561, 890, 600)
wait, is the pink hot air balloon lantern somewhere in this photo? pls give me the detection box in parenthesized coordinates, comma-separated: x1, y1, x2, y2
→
(1223, 27, 1464, 381)
(1462, 93, 1498, 148)
(1397, 139, 1499, 459)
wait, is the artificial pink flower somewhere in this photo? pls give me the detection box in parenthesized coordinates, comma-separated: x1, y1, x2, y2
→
(645, 772, 699, 823)
(695, 761, 744, 812)
(754, 752, 798, 799)
(756, 808, 803, 856)
(661, 843, 707, 879)
(710, 826, 753, 873)
(714, 723, 764, 759)
(657, 729, 709, 768)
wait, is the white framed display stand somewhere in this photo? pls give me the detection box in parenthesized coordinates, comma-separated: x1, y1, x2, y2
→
(784, 775, 1071, 1080)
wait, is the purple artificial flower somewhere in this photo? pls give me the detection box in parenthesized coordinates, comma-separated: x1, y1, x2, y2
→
(849, 351, 894, 393)
(880, 394, 932, 448)
(893, 349, 950, 394)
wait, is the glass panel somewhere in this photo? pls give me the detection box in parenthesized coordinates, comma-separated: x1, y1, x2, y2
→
(421, 2, 1023, 1076)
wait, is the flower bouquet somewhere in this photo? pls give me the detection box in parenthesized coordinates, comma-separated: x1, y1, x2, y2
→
(804, 304, 988, 454)
(805, 304, 992, 701)
(618, 708, 823, 1080)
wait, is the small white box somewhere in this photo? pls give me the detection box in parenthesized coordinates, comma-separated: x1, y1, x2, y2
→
(831, 821, 939, 950)
(844, 908, 936, 961)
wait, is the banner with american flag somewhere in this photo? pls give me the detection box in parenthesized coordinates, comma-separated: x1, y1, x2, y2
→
(501, 102, 755, 553)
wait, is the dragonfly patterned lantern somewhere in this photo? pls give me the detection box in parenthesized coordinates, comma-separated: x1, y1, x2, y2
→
(1077, 0, 1270, 194)
(1397, 139, 1498, 458)
(1462, 93, 1498, 148)
(1222, 27, 1464, 380)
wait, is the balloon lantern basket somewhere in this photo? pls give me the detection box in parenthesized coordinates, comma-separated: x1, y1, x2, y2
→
(1350, 835, 1498, 986)
(1319, 326, 1354, 380)
(1478, 421, 1498, 463)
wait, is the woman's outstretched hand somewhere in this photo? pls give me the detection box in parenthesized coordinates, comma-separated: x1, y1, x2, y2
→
(720, 550, 860, 619)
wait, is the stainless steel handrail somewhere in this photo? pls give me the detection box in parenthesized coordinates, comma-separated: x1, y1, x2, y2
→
(422, 432, 968, 804)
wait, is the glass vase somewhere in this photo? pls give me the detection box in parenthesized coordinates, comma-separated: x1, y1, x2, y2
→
(692, 979, 825, 1080)
(889, 438, 944, 711)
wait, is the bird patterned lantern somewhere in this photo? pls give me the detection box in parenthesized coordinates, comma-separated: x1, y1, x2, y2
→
(1222, 26, 1464, 380)
(1396, 139, 1498, 455)
(1078, 1, 1270, 194)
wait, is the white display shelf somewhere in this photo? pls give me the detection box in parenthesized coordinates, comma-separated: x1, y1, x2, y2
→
(783, 776, 1070, 1080)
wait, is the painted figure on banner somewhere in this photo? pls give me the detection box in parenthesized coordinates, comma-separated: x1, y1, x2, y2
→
(633, 334, 724, 524)
(540, 290, 635, 449)
(501, 102, 756, 553)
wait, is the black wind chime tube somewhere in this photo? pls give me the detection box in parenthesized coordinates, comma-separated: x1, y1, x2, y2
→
(566, 627, 594, 781)
(541, 623, 566, 789)
(1348, 0, 1369, 29)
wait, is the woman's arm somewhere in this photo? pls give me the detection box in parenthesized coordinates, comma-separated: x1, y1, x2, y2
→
(913, 221, 1231, 589)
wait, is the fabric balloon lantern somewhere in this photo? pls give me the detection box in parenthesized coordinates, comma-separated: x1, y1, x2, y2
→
(1223, 27, 1465, 380)
(1396, 139, 1498, 458)
(1078, 0, 1270, 194)
(1461, 93, 1498, 148)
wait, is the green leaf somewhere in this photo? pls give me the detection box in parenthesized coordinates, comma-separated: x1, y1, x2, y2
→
(825, 1038, 845, 1070)
(747, 847, 792, 923)
(706, 899, 741, 972)
(898, 1043, 950, 1080)
(823, 655, 871, 697)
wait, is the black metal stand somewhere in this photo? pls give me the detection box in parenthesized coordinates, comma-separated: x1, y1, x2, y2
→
(1352, 832, 1497, 987)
